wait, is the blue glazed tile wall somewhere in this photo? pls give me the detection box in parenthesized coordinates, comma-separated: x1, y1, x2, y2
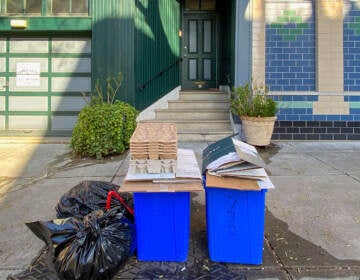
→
(270, 94, 360, 140)
(265, 2, 316, 91)
(344, 2, 360, 91)
(271, 95, 360, 121)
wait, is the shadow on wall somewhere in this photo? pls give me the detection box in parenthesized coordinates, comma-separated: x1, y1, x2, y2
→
(92, 0, 181, 112)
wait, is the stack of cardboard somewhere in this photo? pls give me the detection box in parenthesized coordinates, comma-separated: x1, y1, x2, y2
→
(202, 136, 274, 190)
(122, 122, 203, 192)
(128, 122, 178, 179)
(130, 122, 177, 160)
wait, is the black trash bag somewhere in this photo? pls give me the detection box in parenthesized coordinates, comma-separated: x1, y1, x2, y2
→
(26, 207, 136, 280)
(55, 181, 133, 220)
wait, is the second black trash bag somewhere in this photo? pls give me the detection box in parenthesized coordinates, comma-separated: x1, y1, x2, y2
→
(27, 207, 136, 280)
(55, 181, 133, 220)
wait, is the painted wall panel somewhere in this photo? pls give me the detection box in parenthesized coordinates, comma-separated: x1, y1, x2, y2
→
(0, 58, 5, 72)
(52, 39, 91, 53)
(9, 116, 48, 130)
(52, 77, 91, 92)
(0, 39, 5, 53)
(51, 96, 89, 111)
(52, 58, 91, 73)
(10, 38, 48, 53)
(0, 78, 5, 92)
(0, 96, 4, 110)
(51, 116, 78, 130)
(0, 116, 4, 129)
(9, 58, 48, 72)
(1, 36, 91, 134)
(9, 96, 48, 111)
(9, 77, 48, 92)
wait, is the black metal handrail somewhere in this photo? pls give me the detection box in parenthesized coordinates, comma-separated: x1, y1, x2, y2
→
(138, 58, 182, 91)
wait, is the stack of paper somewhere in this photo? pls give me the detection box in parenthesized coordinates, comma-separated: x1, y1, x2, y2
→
(203, 136, 274, 190)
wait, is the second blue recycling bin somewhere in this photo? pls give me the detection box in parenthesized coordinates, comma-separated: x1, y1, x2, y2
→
(205, 186, 267, 265)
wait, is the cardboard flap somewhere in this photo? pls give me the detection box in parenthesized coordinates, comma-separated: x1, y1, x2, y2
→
(121, 180, 203, 193)
(205, 171, 261, 191)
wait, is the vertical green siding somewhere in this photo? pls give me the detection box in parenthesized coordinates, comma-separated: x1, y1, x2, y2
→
(91, 0, 136, 106)
(134, 0, 180, 110)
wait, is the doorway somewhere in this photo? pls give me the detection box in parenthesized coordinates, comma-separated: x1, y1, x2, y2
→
(181, 0, 218, 90)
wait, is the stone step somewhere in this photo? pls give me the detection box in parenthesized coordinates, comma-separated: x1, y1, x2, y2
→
(155, 108, 229, 120)
(141, 119, 232, 132)
(179, 91, 229, 101)
(177, 131, 234, 142)
(168, 100, 230, 110)
(149, 89, 232, 142)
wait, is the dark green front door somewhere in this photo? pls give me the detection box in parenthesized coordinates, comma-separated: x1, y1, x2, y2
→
(182, 14, 218, 90)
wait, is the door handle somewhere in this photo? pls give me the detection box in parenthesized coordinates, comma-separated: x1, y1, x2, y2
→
(183, 45, 187, 57)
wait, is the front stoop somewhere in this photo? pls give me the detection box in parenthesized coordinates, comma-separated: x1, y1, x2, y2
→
(144, 90, 233, 142)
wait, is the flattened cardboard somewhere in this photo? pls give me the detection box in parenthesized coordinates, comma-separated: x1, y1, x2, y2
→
(121, 180, 203, 192)
(205, 171, 261, 191)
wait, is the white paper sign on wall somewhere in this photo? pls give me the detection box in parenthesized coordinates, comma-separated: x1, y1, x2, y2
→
(16, 62, 41, 87)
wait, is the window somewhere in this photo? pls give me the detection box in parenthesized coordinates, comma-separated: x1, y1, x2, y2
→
(185, 0, 216, 11)
(0, 0, 89, 16)
(50, 0, 88, 15)
(5, 0, 41, 15)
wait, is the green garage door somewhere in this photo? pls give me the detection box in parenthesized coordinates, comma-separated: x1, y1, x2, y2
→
(0, 36, 91, 136)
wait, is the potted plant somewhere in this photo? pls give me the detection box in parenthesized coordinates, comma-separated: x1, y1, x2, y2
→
(231, 81, 277, 146)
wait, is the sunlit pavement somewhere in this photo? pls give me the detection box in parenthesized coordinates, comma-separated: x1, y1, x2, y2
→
(0, 140, 359, 279)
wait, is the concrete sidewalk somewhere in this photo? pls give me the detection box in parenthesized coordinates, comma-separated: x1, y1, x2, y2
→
(0, 140, 359, 279)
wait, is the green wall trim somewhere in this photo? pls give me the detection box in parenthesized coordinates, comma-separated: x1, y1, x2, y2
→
(349, 102, 360, 108)
(283, 10, 297, 16)
(277, 101, 313, 109)
(0, 17, 91, 32)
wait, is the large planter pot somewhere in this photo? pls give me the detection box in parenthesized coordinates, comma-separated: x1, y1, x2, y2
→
(240, 115, 277, 146)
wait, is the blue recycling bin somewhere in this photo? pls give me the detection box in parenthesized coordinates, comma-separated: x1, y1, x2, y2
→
(133, 192, 190, 261)
(205, 185, 267, 265)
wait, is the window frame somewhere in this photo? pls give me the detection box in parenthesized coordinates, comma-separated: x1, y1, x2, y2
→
(0, 0, 89, 17)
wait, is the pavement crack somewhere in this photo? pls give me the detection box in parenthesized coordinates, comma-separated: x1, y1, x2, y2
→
(305, 152, 360, 181)
(264, 234, 295, 280)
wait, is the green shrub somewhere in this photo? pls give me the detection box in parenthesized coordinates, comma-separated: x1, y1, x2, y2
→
(71, 73, 138, 159)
